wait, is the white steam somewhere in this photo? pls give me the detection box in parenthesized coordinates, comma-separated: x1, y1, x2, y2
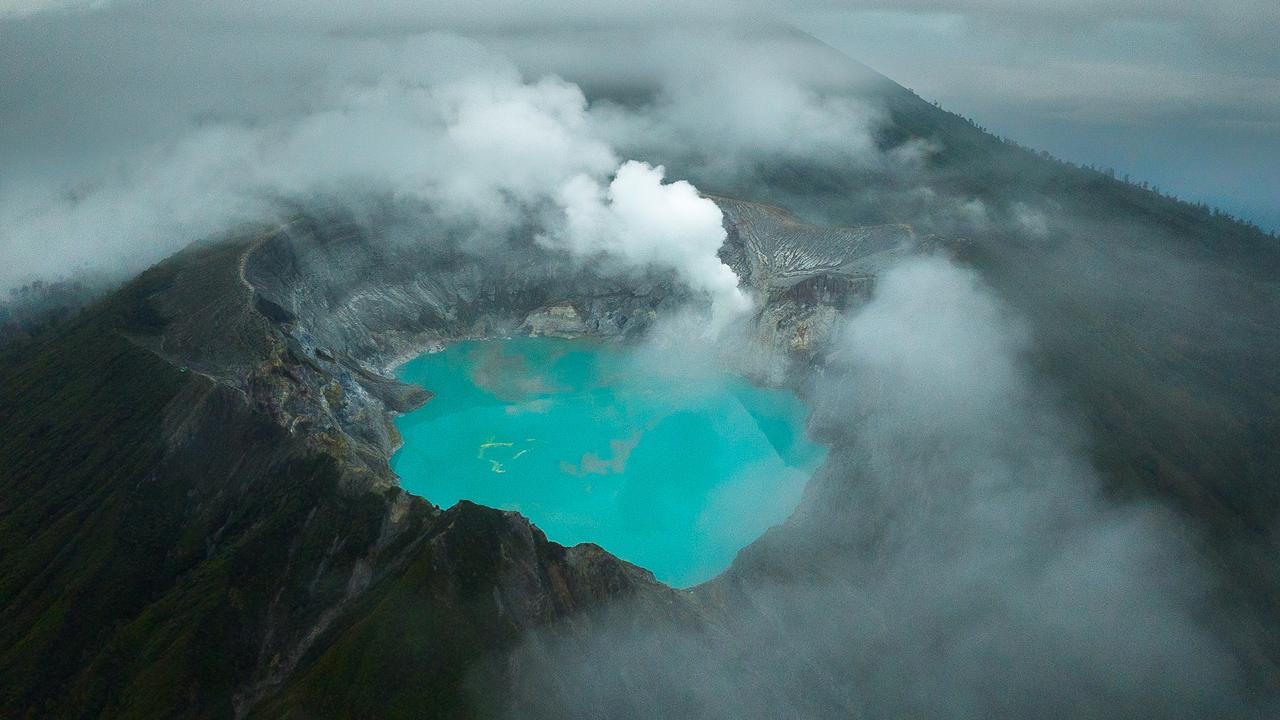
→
(0, 32, 749, 326)
(547, 161, 752, 330)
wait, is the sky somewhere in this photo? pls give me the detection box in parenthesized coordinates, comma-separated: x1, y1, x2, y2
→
(0, 0, 902, 290)
(1, 0, 1277, 291)
(786, 3, 1280, 231)
(4, 1, 1277, 236)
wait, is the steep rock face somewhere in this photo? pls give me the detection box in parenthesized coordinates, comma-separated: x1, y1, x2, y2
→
(235, 214, 696, 486)
(716, 198, 918, 382)
(205, 201, 904, 490)
(716, 197, 915, 287)
(249, 502, 691, 720)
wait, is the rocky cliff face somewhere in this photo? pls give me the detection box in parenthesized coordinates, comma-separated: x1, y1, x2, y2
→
(135, 199, 915, 496)
(715, 197, 919, 382)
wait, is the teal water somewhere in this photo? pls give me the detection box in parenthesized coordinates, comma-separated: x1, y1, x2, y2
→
(390, 337, 825, 587)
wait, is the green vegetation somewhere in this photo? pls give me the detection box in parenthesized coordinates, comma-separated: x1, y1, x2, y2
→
(253, 503, 530, 720)
(0, 262, 391, 718)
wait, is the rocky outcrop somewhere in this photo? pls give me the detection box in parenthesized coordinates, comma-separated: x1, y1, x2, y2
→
(124, 200, 915, 495)
(716, 197, 918, 383)
(521, 304, 591, 337)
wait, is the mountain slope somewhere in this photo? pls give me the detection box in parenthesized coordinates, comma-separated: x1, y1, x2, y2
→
(0, 239, 681, 719)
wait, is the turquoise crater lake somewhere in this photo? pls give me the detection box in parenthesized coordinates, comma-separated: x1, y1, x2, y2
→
(390, 337, 825, 587)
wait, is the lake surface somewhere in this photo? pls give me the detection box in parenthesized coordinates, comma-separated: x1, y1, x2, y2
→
(391, 337, 825, 587)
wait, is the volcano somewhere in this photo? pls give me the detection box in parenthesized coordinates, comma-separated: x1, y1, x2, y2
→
(1, 20, 1278, 720)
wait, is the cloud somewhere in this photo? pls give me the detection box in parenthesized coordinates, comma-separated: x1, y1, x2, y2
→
(799, 255, 1246, 715)
(1, 9, 926, 317)
(547, 161, 751, 330)
(0, 29, 758, 318)
(783, 3, 1280, 229)
(554, 25, 913, 189)
(0, 0, 102, 18)
(0, 34, 594, 284)
(500, 255, 1251, 718)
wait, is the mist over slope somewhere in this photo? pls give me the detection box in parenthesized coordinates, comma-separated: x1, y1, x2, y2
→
(506, 256, 1252, 719)
(1, 4, 1278, 719)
